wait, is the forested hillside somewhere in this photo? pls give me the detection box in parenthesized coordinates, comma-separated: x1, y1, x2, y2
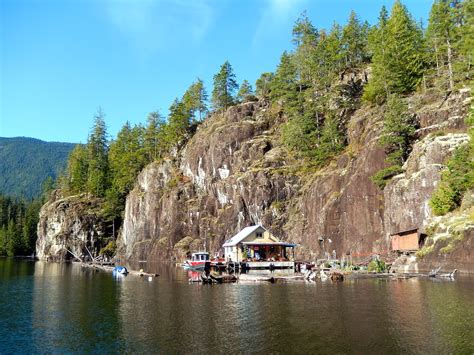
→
(0, 137, 75, 198)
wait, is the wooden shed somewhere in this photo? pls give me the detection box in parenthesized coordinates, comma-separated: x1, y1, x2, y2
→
(391, 228, 426, 253)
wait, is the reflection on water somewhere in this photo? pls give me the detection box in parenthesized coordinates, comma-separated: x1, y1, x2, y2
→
(1, 258, 473, 353)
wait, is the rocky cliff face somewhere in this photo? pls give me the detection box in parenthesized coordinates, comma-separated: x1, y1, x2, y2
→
(36, 192, 107, 261)
(36, 87, 471, 268)
(383, 133, 470, 237)
(118, 101, 300, 261)
(117, 89, 472, 264)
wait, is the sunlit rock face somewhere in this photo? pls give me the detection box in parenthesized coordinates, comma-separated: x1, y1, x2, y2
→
(383, 133, 470, 237)
(117, 89, 472, 264)
(117, 101, 300, 262)
(36, 191, 107, 261)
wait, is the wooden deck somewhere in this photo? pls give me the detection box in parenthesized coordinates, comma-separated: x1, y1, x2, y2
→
(245, 261, 294, 269)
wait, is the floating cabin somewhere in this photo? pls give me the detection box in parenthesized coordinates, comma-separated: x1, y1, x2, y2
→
(391, 228, 427, 254)
(223, 225, 296, 269)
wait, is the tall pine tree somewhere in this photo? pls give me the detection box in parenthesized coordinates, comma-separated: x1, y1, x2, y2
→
(426, 0, 458, 90)
(255, 72, 274, 98)
(167, 98, 190, 144)
(86, 108, 109, 197)
(65, 144, 89, 194)
(341, 10, 369, 68)
(364, 6, 390, 103)
(364, 1, 425, 102)
(237, 80, 254, 102)
(183, 79, 208, 122)
(211, 61, 238, 110)
(144, 111, 165, 162)
(292, 12, 318, 89)
(270, 51, 299, 113)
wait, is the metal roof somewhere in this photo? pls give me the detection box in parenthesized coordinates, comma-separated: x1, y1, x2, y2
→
(222, 225, 266, 247)
(242, 242, 297, 247)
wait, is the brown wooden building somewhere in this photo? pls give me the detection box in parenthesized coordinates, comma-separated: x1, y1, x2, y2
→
(391, 228, 426, 253)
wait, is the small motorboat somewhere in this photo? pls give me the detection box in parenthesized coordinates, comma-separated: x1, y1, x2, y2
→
(113, 266, 128, 275)
(183, 252, 210, 270)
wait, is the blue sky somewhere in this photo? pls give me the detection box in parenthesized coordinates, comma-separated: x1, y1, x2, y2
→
(1, 0, 432, 143)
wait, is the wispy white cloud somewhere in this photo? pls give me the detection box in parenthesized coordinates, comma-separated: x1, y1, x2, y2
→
(103, 0, 214, 57)
(253, 0, 308, 47)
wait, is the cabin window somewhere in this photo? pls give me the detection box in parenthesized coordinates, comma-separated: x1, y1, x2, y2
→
(256, 232, 263, 239)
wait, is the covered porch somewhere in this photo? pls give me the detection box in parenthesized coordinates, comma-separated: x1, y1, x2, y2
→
(240, 242, 296, 269)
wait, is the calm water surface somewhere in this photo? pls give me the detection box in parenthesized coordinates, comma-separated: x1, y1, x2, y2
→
(1, 258, 473, 354)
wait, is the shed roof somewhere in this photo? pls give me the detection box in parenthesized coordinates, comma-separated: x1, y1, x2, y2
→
(223, 225, 266, 247)
(390, 228, 419, 237)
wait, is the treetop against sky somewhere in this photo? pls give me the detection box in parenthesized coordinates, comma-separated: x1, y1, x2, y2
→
(1, 0, 431, 143)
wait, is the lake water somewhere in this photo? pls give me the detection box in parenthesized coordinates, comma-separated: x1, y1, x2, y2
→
(1, 258, 473, 354)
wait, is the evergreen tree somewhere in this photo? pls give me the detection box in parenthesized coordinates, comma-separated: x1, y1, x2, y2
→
(167, 98, 190, 143)
(426, 0, 458, 90)
(381, 96, 417, 165)
(183, 79, 208, 122)
(316, 116, 345, 163)
(0, 226, 6, 256)
(86, 108, 109, 197)
(107, 122, 146, 219)
(211, 61, 238, 110)
(364, 6, 390, 103)
(194, 79, 209, 121)
(341, 10, 369, 68)
(372, 95, 417, 188)
(144, 111, 165, 162)
(255, 72, 274, 98)
(65, 144, 89, 194)
(6, 218, 21, 256)
(292, 12, 319, 88)
(270, 51, 299, 113)
(459, 0, 473, 77)
(364, 1, 425, 102)
(325, 23, 344, 78)
(237, 80, 254, 102)
(41, 176, 56, 201)
(281, 114, 318, 156)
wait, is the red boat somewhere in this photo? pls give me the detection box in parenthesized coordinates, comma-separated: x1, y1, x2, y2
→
(183, 252, 210, 269)
(183, 252, 225, 270)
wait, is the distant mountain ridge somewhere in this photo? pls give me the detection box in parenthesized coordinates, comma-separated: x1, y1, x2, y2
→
(0, 137, 75, 198)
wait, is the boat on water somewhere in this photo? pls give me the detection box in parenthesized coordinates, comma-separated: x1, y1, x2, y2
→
(112, 266, 128, 275)
(183, 252, 225, 270)
(183, 252, 210, 270)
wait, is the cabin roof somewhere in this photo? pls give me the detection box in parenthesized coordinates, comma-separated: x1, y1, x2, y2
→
(242, 241, 296, 247)
(223, 225, 266, 247)
(390, 228, 419, 237)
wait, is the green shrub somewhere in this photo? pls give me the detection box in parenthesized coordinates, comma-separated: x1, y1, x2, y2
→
(99, 240, 116, 258)
(362, 81, 386, 105)
(368, 259, 386, 273)
(430, 138, 474, 215)
(430, 183, 458, 215)
(416, 244, 434, 258)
